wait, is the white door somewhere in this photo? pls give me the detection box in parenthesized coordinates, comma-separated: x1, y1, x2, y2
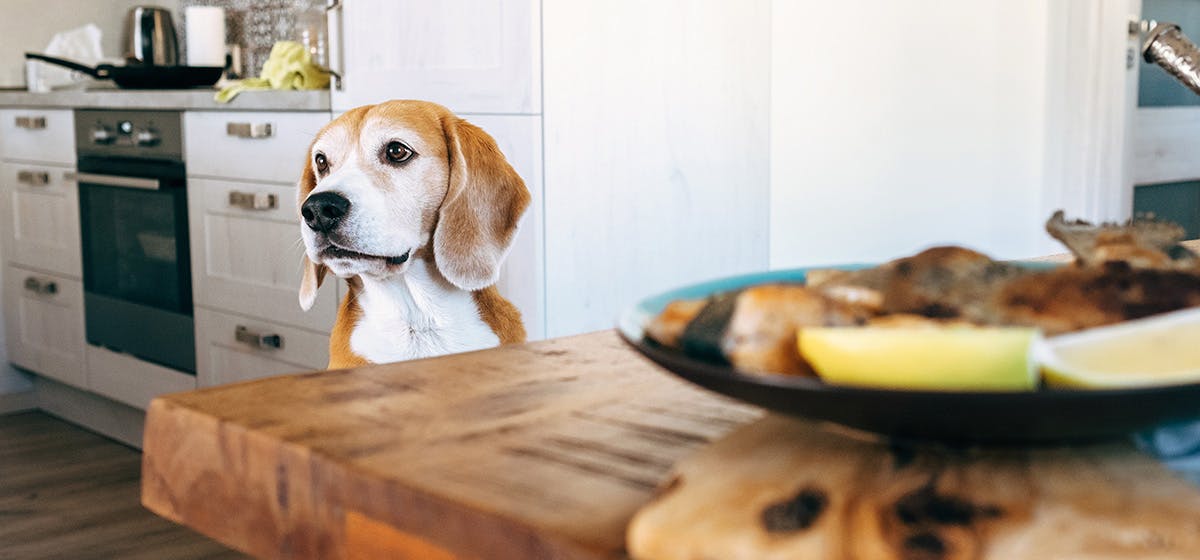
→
(0, 163, 81, 278)
(329, 0, 540, 114)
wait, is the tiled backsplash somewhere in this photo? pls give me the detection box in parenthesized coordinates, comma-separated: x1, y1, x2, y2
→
(180, 0, 324, 77)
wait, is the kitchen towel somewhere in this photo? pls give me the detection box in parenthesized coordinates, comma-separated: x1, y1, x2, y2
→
(34, 24, 104, 90)
(185, 6, 227, 67)
(215, 41, 329, 102)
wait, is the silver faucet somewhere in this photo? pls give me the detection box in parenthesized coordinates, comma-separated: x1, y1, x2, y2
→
(1141, 20, 1200, 96)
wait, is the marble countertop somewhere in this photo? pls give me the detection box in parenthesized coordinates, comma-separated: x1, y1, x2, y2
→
(0, 86, 330, 112)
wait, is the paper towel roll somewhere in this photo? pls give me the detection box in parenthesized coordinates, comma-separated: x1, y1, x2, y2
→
(185, 6, 226, 67)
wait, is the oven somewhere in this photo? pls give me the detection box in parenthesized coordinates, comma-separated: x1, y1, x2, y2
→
(73, 110, 194, 374)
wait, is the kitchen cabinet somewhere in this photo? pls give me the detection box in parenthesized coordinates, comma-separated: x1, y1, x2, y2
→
(188, 177, 338, 332)
(0, 109, 74, 165)
(469, 114, 544, 339)
(184, 110, 336, 383)
(194, 308, 329, 387)
(0, 163, 81, 278)
(330, 0, 539, 114)
(184, 111, 330, 184)
(4, 264, 86, 389)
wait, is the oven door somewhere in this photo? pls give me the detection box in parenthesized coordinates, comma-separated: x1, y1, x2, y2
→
(75, 158, 195, 373)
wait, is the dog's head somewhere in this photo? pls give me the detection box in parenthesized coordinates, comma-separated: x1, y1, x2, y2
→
(297, 100, 531, 310)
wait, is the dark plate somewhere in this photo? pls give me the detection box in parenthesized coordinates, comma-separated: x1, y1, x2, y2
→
(617, 265, 1200, 443)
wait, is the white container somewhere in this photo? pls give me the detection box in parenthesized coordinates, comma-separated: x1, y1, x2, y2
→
(185, 6, 227, 67)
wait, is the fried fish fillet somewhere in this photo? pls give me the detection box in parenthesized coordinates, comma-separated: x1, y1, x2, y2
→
(1046, 210, 1199, 270)
(988, 263, 1200, 335)
(721, 285, 872, 375)
(807, 246, 1031, 320)
(643, 299, 707, 348)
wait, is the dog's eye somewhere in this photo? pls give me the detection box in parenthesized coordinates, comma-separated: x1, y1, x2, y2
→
(314, 152, 329, 173)
(384, 141, 415, 164)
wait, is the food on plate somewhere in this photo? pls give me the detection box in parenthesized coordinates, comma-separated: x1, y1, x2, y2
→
(1046, 210, 1199, 270)
(799, 326, 1038, 391)
(1035, 307, 1200, 388)
(988, 264, 1200, 335)
(720, 285, 870, 375)
(642, 212, 1200, 389)
(643, 299, 707, 348)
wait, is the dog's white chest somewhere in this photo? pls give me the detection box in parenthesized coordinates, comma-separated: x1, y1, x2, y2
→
(349, 262, 499, 363)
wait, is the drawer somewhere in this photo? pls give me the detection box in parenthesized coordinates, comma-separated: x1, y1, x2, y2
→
(0, 109, 74, 165)
(195, 307, 329, 387)
(188, 177, 338, 331)
(184, 111, 329, 184)
(86, 344, 196, 410)
(0, 163, 81, 278)
(4, 265, 85, 389)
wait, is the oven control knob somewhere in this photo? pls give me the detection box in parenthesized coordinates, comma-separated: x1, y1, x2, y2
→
(134, 128, 160, 147)
(91, 126, 115, 144)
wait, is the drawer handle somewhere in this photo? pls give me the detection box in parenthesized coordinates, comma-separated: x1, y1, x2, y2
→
(15, 116, 46, 130)
(23, 277, 56, 295)
(226, 122, 273, 139)
(235, 325, 283, 350)
(16, 170, 50, 186)
(229, 191, 278, 211)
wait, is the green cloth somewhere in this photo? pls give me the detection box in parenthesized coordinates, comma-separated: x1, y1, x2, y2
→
(216, 41, 330, 103)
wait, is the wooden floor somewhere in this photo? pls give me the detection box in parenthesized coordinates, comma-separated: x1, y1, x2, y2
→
(0, 411, 246, 560)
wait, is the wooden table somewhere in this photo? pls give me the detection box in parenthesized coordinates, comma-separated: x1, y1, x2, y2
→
(141, 332, 762, 559)
(142, 244, 1200, 560)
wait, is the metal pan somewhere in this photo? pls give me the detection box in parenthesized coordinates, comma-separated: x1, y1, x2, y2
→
(25, 53, 222, 90)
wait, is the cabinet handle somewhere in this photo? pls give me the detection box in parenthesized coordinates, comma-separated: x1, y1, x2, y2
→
(23, 277, 56, 295)
(326, 0, 344, 90)
(226, 122, 273, 139)
(15, 116, 46, 130)
(228, 191, 277, 211)
(235, 325, 283, 350)
(16, 170, 50, 186)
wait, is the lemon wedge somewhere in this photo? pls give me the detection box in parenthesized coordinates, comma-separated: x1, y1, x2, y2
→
(798, 327, 1040, 391)
(1034, 308, 1200, 389)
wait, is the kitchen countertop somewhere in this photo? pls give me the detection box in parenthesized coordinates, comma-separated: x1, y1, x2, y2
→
(141, 327, 1200, 560)
(0, 86, 329, 111)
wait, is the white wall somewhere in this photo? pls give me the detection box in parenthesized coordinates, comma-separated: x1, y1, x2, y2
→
(0, 0, 180, 87)
(543, 0, 771, 336)
(770, 1, 1053, 268)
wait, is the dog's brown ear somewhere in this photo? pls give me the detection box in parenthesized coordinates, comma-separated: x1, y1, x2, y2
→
(297, 152, 327, 311)
(434, 116, 531, 291)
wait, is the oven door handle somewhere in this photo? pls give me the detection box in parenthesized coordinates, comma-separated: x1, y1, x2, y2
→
(64, 171, 160, 191)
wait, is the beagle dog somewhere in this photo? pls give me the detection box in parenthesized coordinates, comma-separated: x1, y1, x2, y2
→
(297, 100, 530, 369)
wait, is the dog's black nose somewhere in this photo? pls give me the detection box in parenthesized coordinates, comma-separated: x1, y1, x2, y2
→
(302, 192, 351, 232)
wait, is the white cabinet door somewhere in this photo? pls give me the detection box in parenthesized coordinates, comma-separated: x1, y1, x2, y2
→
(4, 265, 85, 389)
(331, 0, 539, 114)
(0, 163, 81, 278)
(188, 177, 338, 332)
(195, 308, 329, 387)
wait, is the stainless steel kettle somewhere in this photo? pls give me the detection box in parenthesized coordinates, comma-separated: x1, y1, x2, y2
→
(125, 6, 179, 66)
